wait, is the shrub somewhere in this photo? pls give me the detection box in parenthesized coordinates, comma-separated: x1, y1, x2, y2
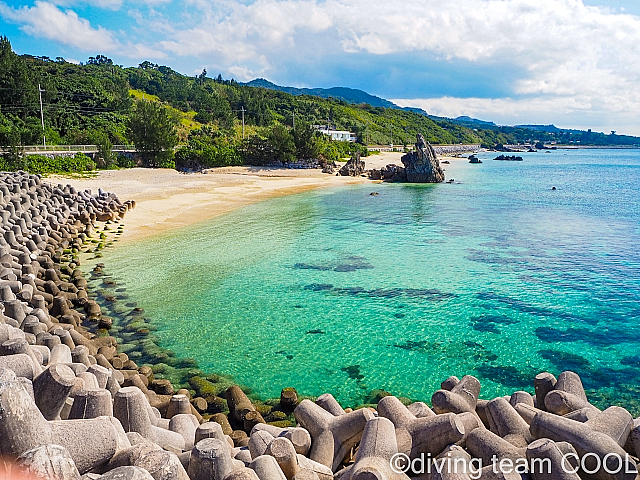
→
(175, 129, 242, 170)
(116, 154, 137, 168)
(0, 152, 96, 174)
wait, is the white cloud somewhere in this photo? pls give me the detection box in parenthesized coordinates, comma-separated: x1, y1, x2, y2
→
(145, 0, 640, 133)
(0, 1, 166, 58)
(50, 0, 172, 10)
(392, 96, 640, 135)
(145, 0, 640, 97)
(2, 0, 640, 132)
(0, 1, 119, 51)
(49, 0, 124, 10)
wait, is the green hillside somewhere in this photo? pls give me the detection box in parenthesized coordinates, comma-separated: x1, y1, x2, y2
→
(1, 35, 639, 172)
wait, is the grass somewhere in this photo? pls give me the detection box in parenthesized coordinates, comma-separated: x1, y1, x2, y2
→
(129, 89, 205, 141)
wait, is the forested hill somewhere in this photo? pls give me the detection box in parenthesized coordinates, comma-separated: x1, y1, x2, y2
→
(243, 78, 400, 109)
(1, 36, 639, 149)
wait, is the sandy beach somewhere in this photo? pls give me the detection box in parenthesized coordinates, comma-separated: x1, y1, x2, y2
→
(53, 152, 463, 242)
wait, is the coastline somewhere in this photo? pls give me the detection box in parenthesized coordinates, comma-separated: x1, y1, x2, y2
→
(1, 159, 639, 478)
(46, 151, 463, 403)
(55, 152, 461, 243)
(48, 151, 470, 406)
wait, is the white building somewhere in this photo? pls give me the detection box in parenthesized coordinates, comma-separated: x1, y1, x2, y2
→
(315, 126, 357, 142)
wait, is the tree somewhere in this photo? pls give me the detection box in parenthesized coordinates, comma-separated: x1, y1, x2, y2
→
(198, 68, 207, 85)
(0, 112, 25, 168)
(241, 136, 273, 165)
(87, 55, 113, 66)
(174, 127, 242, 170)
(292, 122, 321, 159)
(267, 124, 295, 163)
(128, 99, 178, 168)
(92, 131, 116, 168)
(0, 37, 36, 120)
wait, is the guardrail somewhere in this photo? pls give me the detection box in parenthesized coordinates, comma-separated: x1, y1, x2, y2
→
(20, 145, 136, 153)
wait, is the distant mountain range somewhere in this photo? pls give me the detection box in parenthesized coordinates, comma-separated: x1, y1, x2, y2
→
(243, 78, 627, 139)
(244, 78, 505, 130)
(243, 78, 399, 109)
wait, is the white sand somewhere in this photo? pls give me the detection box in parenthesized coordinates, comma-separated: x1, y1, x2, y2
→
(53, 152, 459, 242)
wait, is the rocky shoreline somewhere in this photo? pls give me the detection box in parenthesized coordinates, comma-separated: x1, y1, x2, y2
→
(369, 135, 445, 183)
(1, 171, 640, 480)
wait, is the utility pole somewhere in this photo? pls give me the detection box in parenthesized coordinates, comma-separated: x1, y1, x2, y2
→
(292, 110, 295, 130)
(38, 84, 46, 148)
(241, 107, 245, 139)
(389, 124, 393, 147)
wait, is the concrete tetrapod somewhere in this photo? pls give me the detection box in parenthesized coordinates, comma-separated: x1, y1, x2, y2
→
(226, 386, 257, 423)
(108, 442, 189, 480)
(222, 468, 261, 480)
(15, 443, 81, 480)
(631, 422, 640, 459)
(583, 407, 633, 448)
(295, 455, 334, 480)
(113, 386, 185, 452)
(513, 403, 542, 425)
(432, 376, 482, 417)
(544, 372, 599, 416)
(251, 423, 313, 456)
(195, 421, 227, 445)
(68, 388, 113, 419)
(248, 430, 275, 459)
(486, 398, 534, 448)
(245, 427, 331, 479)
(167, 394, 192, 418)
(335, 417, 411, 480)
(315, 393, 346, 416)
(0, 352, 38, 379)
(526, 438, 581, 480)
(294, 398, 375, 471)
(188, 438, 237, 480)
(424, 445, 478, 480)
(378, 395, 468, 459)
(407, 402, 435, 419)
(127, 447, 189, 480)
(98, 466, 155, 480)
(249, 455, 288, 480)
(464, 427, 526, 466)
(0, 367, 128, 474)
(169, 413, 198, 450)
(509, 392, 534, 409)
(266, 436, 300, 480)
(529, 410, 637, 480)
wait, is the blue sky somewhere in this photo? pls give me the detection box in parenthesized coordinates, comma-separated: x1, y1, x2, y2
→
(1, 0, 639, 135)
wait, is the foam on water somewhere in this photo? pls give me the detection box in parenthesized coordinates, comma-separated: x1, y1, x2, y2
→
(98, 149, 640, 408)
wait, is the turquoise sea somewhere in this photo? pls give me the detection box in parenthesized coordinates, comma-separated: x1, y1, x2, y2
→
(93, 149, 640, 409)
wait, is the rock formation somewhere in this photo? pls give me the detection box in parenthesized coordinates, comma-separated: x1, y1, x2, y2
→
(368, 164, 406, 182)
(338, 152, 365, 177)
(400, 134, 445, 183)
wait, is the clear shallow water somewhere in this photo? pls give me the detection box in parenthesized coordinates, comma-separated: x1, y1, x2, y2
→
(98, 149, 640, 409)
